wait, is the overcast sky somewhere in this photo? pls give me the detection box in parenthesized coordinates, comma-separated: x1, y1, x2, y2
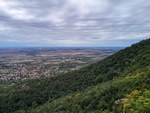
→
(0, 0, 149, 47)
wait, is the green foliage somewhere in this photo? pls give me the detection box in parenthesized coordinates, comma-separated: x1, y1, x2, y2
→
(116, 89, 150, 113)
(0, 39, 150, 113)
(15, 66, 150, 113)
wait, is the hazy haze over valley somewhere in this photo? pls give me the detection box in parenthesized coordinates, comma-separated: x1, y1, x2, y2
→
(0, 47, 120, 82)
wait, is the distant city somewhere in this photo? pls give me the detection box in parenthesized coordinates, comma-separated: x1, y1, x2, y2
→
(0, 47, 122, 82)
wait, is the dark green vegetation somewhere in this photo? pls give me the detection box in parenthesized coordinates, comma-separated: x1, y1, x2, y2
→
(0, 39, 150, 113)
(17, 66, 150, 113)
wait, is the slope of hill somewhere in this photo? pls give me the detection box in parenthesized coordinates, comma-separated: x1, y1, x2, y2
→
(16, 66, 150, 113)
(0, 39, 150, 113)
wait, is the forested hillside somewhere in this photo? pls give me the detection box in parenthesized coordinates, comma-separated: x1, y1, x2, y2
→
(16, 66, 150, 113)
(0, 39, 150, 113)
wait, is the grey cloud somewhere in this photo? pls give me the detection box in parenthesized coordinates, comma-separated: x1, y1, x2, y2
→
(0, 0, 149, 47)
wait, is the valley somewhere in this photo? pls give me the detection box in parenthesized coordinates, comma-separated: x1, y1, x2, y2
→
(0, 47, 120, 82)
(0, 40, 150, 113)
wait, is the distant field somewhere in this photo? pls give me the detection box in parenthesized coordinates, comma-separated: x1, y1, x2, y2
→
(0, 47, 121, 82)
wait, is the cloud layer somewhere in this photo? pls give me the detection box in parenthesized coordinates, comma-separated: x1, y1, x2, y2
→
(0, 0, 149, 47)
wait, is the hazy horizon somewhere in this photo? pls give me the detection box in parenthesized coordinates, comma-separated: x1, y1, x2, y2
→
(0, 46, 124, 49)
(0, 38, 144, 48)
